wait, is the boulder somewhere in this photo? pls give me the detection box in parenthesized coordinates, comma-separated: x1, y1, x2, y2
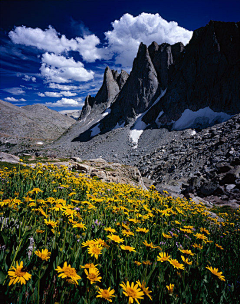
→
(0, 152, 20, 164)
(220, 173, 236, 185)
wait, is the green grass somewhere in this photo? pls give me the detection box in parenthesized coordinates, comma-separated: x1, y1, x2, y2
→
(0, 163, 239, 304)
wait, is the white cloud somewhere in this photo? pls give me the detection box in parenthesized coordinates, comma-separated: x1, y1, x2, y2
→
(5, 97, 18, 102)
(9, 26, 78, 54)
(48, 83, 79, 90)
(40, 53, 94, 83)
(61, 91, 77, 97)
(8, 14, 193, 82)
(23, 75, 36, 82)
(4, 87, 25, 95)
(74, 97, 82, 102)
(104, 13, 193, 67)
(38, 91, 77, 97)
(42, 92, 62, 97)
(75, 34, 109, 62)
(9, 25, 104, 63)
(38, 93, 45, 97)
(45, 97, 84, 107)
(5, 97, 26, 102)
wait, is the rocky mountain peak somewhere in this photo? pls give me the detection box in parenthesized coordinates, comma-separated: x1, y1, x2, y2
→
(78, 95, 95, 121)
(95, 66, 120, 108)
(73, 21, 240, 145)
(110, 41, 159, 119)
(142, 20, 240, 129)
(0, 99, 75, 147)
(148, 41, 185, 89)
(111, 69, 120, 81)
(116, 70, 129, 90)
(78, 66, 121, 123)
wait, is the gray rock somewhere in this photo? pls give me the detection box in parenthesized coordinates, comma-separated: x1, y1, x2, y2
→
(143, 21, 240, 128)
(70, 157, 82, 162)
(78, 67, 120, 123)
(78, 95, 95, 121)
(199, 181, 219, 196)
(148, 41, 184, 89)
(117, 70, 129, 90)
(216, 163, 232, 173)
(225, 184, 236, 191)
(220, 173, 236, 185)
(0, 152, 20, 163)
(0, 100, 75, 146)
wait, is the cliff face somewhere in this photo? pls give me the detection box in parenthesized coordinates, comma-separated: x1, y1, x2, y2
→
(143, 21, 240, 127)
(148, 41, 184, 89)
(74, 21, 240, 142)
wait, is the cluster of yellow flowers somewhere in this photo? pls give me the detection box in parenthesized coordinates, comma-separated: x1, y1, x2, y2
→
(1, 163, 238, 303)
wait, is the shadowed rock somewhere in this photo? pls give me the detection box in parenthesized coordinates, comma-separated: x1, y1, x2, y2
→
(143, 21, 240, 127)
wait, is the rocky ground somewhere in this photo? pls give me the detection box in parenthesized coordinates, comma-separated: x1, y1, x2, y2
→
(0, 152, 145, 189)
(2, 113, 239, 209)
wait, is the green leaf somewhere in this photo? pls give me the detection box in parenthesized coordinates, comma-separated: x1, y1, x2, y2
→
(0, 270, 6, 284)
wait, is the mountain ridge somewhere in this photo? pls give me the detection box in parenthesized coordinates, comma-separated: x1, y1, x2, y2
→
(73, 20, 240, 143)
(0, 100, 75, 145)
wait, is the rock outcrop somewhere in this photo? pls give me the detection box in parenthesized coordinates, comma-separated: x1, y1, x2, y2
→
(0, 152, 20, 164)
(73, 43, 160, 140)
(117, 70, 129, 90)
(148, 41, 184, 89)
(94, 66, 120, 109)
(78, 67, 129, 123)
(78, 95, 95, 121)
(72, 158, 146, 189)
(112, 42, 159, 119)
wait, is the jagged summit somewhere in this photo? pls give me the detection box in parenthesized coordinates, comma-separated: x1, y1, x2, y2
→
(117, 70, 129, 90)
(78, 66, 129, 124)
(143, 20, 240, 129)
(73, 20, 240, 144)
(95, 66, 120, 108)
(78, 95, 95, 121)
(148, 41, 184, 89)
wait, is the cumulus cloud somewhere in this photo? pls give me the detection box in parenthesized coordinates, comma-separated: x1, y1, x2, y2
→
(45, 97, 84, 107)
(4, 87, 25, 95)
(9, 26, 77, 54)
(22, 75, 36, 82)
(8, 13, 193, 85)
(104, 13, 193, 67)
(5, 97, 26, 102)
(40, 53, 94, 83)
(9, 25, 105, 62)
(38, 91, 77, 97)
(75, 35, 109, 62)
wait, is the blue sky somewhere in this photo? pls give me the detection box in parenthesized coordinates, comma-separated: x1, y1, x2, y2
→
(0, 0, 239, 111)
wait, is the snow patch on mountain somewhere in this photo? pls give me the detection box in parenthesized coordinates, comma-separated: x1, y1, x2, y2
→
(129, 90, 166, 148)
(102, 108, 111, 118)
(172, 107, 231, 130)
(130, 119, 148, 149)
